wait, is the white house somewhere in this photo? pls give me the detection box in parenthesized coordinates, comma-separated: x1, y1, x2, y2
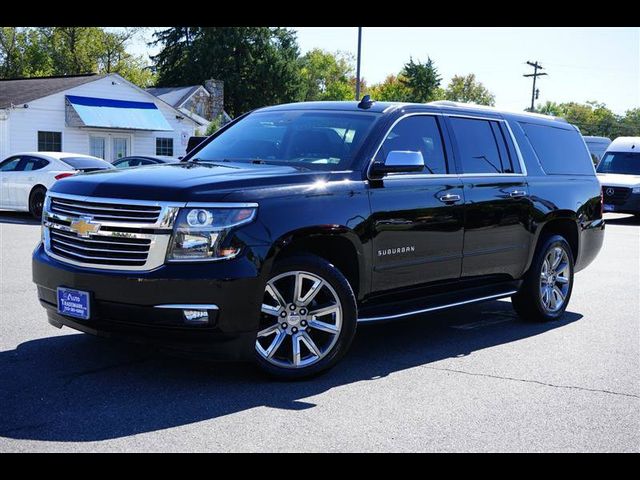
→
(0, 73, 200, 161)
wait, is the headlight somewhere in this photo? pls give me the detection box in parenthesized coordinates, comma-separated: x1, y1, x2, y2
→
(166, 206, 257, 261)
(632, 186, 640, 193)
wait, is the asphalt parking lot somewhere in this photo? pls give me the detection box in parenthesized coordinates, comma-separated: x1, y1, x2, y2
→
(0, 211, 638, 452)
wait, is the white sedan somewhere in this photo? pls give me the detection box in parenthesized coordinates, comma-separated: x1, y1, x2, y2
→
(0, 152, 114, 218)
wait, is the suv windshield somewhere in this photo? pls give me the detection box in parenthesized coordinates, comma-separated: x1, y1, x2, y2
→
(191, 110, 379, 170)
(596, 152, 640, 175)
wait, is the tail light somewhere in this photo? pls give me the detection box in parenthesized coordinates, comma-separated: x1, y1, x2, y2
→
(55, 172, 75, 181)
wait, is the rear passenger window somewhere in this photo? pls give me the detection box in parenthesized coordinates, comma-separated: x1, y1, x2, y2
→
(23, 157, 49, 171)
(520, 122, 593, 175)
(377, 115, 448, 175)
(449, 117, 515, 174)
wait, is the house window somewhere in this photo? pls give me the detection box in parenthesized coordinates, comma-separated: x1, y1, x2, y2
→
(156, 137, 174, 156)
(38, 131, 62, 152)
(90, 136, 106, 159)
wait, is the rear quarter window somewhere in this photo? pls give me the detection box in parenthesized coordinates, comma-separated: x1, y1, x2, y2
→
(519, 122, 594, 175)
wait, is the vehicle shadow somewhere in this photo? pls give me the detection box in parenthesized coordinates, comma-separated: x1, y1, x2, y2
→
(0, 300, 581, 442)
(0, 211, 40, 225)
(604, 214, 640, 226)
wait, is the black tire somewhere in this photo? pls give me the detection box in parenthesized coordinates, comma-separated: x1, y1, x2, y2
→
(254, 254, 357, 380)
(512, 234, 575, 322)
(29, 186, 46, 219)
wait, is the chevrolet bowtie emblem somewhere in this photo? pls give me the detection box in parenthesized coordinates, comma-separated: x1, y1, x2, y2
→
(69, 217, 101, 238)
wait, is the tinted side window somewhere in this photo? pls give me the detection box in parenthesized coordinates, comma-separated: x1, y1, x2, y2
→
(520, 122, 593, 175)
(0, 157, 22, 171)
(377, 115, 448, 175)
(23, 157, 49, 171)
(449, 117, 509, 174)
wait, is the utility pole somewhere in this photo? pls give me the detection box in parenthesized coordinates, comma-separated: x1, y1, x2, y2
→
(355, 27, 362, 101)
(523, 61, 547, 111)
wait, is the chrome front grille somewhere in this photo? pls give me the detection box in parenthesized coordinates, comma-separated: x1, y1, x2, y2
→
(49, 228, 152, 267)
(50, 196, 162, 223)
(602, 186, 631, 205)
(43, 193, 182, 271)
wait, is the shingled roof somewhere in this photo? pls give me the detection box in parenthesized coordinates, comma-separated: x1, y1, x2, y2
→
(146, 85, 203, 108)
(0, 73, 104, 109)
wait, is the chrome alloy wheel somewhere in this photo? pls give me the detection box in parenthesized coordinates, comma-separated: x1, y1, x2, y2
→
(256, 271, 343, 369)
(539, 246, 571, 313)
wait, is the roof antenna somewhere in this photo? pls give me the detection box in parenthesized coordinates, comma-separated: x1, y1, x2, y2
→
(358, 95, 374, 109)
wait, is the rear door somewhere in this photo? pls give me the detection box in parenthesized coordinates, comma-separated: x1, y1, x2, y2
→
(444, 115, 532, 280)
(369, 113, 465, 292)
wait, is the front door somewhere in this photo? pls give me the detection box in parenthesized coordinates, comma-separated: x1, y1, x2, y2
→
(445, 115, 532, 280)
(369, 114, 464, 293)
(0, 156, 23, 207)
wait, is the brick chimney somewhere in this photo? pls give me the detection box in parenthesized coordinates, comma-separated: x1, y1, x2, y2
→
(203, 79, 224, 121)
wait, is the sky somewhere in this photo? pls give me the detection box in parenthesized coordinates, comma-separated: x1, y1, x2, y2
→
(129, 27, 640, 115)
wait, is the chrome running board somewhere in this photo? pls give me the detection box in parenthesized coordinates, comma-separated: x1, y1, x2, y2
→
(357, 290, 517, 323)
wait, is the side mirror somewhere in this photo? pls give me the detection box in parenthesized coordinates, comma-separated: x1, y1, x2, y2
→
(371, 150, 425, 175)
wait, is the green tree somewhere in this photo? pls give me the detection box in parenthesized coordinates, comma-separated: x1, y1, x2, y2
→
(400, 57, 442, 103)
(299, 49, 354, 101)
(367, 74, 412, 101)
(0, 27, 155, 87)
(152, 27, 303, 116)
(444, 73, 495, 106)
(0, 27, 53, 78)
(536, 101, 563, 116)
(534, 101, 639, 137)
(621, 108, 640, 136)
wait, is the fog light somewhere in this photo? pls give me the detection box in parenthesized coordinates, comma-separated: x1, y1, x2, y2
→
(183, 309, 209, 324)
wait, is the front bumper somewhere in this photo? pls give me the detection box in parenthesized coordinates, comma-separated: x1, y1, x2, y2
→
(32, 244, 265, 360)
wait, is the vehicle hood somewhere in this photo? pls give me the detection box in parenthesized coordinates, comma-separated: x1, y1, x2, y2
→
(49, 162, 338, 202)
(597, 173, 640, 188)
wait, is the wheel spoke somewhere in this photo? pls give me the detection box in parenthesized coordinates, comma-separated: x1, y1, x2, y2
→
(257, 323, 280, 338)
(555, 261, 569, 277)
(293, 273, 305, 305)
(551, 248, 563, 270)
(266, 283, 286, 308)
(308, 318, 339, 334)
(265, 330, 287, 358)
(541, 259, 550, 278)
(261, 303, 281, 317)
(541, 288, 550, 308)
(299, 277, 324, 306)
(553, 286, 565, 309)
(556, 275, 569, 285)
(309, 304, 339, 318)
(299, 331, 322, 357)
(292, 333, 302, 366)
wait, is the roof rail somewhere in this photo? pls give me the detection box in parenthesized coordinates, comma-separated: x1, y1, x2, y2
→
(427, 100, 460, 107)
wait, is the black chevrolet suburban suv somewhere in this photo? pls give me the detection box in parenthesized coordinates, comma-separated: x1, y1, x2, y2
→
(32, 99, 605, 379)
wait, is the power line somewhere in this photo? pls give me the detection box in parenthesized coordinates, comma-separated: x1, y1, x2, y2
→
(523, 61, 548, 111)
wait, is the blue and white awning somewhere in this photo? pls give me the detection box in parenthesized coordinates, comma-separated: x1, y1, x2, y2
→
(65, 95, 173, 131)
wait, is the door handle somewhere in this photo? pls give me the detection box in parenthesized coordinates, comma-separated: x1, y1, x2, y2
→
(509, 190, 527, 198)
(438, 193, 461, 203)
